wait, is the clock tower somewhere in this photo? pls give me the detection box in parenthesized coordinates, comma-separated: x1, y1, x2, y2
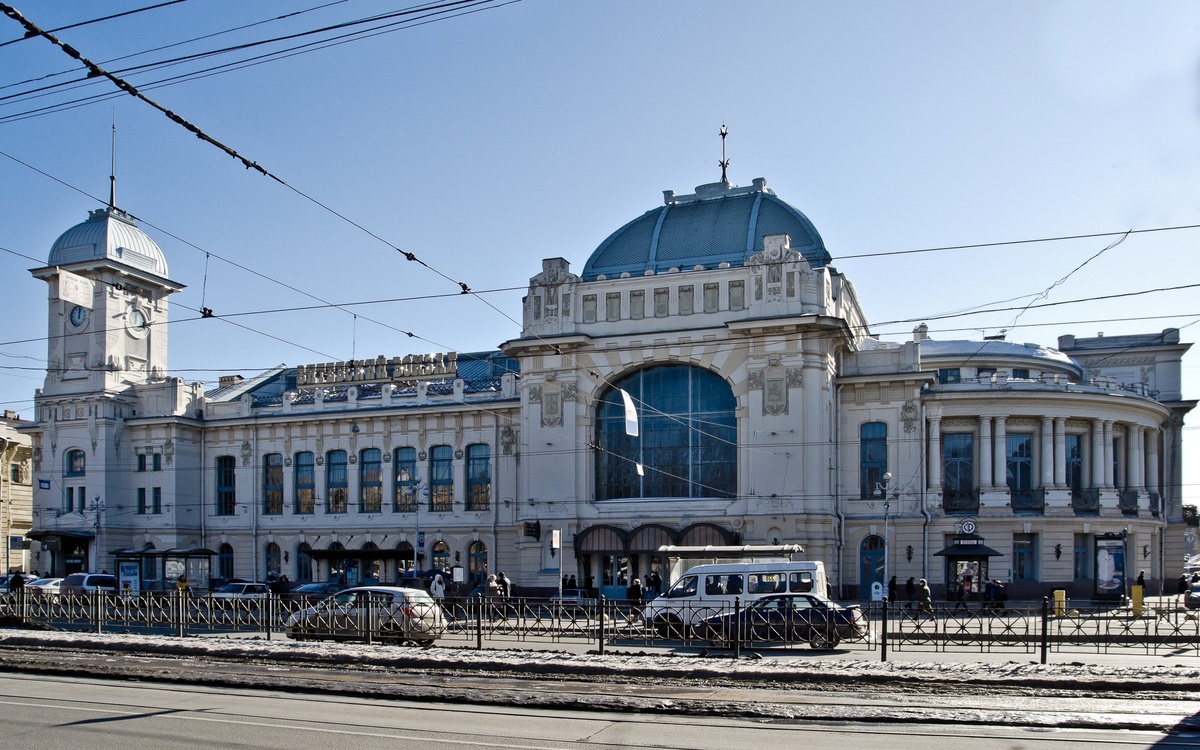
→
(31, 205, 183, 398)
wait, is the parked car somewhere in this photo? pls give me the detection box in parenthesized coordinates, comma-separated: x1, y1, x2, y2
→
(26, 577, 63, 599)
(0, 573, 38, 593)
(211, 582, 271, 599)
(285, 586, 445, 645)
(58, 573, 118, 596)
(289, 582, 343, 603)
(1185, 584, 1200, 610)
(692, 593, 869, 650)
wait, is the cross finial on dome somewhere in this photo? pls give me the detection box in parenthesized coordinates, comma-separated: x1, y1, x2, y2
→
(718, 123, 730, 184)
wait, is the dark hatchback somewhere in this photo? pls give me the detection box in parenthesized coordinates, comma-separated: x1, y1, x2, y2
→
(693, 593, 869, 649)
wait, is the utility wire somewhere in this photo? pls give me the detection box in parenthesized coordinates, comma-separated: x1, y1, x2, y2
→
(0, 0, 187, 49)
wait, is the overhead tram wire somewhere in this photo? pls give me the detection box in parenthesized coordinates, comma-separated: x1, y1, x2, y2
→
(0, 0, 188, 49)
(0, 0, 510, 115)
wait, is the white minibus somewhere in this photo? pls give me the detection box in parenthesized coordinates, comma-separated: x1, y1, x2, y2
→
(641, 560, 828, 635)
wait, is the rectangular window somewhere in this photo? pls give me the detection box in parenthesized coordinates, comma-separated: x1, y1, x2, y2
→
(860, 422, 888, 499)
(703, 283, 719, 313)
(152, 453, 162, 471)
(1065, 434, 1084, 495)
(326, 450, 348, 514)
(582, 294, 597, 323)
(605, 292, 621, 321)
(678, 285, 694, 315)
(215, 455, 236, 516)
(136, 487, 147, 515)
(943, 433, 975, 493)
(629, 290, 645, 319)
(136, 454, 146, 472)
(937, 368, 961, 384)
(1006, 433, 1034, 506)
(394, 447, 417, 512)
(1073, 533, 1093, 580)
(9, 464, 18, 483)
(654, 288, 669, 317)
(152, 486, 162, 514)
(360, 448, 382, 513)
(294, 452, 315, 514)
(705, 574, 745, 595)
(263, 454, 284, 515)
(1012, 368, 1030, 379)
(430, 445, 453, 511)
(466, 444, 491, 511)
(1013, 533, 1037, 581)
(729, 281, 745, 311)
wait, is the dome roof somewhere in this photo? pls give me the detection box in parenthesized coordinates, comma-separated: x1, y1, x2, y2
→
(581, 178, 831, 281)
(48, 207, 168, 278)
(919, 339, 1083, 377)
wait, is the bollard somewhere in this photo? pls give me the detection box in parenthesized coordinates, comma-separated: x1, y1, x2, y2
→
(266, 595, 274, 641)
(1040, 596, 1049, 665)
(881, 597, 889, 662)
(475, 597, 483, 650)
(597, 595, 605, 656)
(732, 596, 741, 659)
(175, 590, 185, 638)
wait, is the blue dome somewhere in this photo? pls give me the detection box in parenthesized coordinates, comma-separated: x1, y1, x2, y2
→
(582, 178, 830, 281)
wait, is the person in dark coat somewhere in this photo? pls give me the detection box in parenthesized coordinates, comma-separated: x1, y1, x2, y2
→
(626, 578, 645, 618)
(888, 575, 897, 602)
(905, 577, 915, 608)
(1179, 574, 1189, 602)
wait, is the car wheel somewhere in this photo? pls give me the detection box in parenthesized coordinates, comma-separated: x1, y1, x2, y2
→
(708, 627, 730, 649)
(809, 631, 840, 650)
(414, 639, 434, 647)
(653, 615, 685, 639)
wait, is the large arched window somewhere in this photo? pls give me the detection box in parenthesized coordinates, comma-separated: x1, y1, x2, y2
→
(264, 542, 281, 577)
(595, 365, 736, 500)
(218, 543, 234, 580)
(296, 543, 313, 582)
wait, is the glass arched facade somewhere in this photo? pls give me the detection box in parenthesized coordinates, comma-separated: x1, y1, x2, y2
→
(594, 365, 736, 500)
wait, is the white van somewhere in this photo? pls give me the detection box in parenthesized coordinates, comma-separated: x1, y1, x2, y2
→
(641, 560, 828, 635)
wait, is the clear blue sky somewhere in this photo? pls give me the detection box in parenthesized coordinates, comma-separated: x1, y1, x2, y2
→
(1, 1, 1197, 504)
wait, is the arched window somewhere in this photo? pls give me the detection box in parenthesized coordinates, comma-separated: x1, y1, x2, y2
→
(265, 542, 281, 576)
(860, 422, 887, 499)
(263, 454, 284, 514)
(393, 447, 417, 512)
(431, 541, 450, 572)
(466, 444, 490, 511)
(429, 446, 453, 511)
(218, 543, 234, 580)
(467, 540, 488, 582)
(360, 448, 382, 513)
(64, 449, 86, 513)
(395, 541, 415, 576)
(294, 452, 315, 514)
(296, 543, 313, 582)
(595, 365, 736, 500)
(326, 450, 348, 514)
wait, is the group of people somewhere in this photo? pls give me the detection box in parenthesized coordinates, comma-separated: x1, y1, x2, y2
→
(265, 572, 292, 596)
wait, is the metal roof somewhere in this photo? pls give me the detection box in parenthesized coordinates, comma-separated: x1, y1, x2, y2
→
(48, 207, 169, 278)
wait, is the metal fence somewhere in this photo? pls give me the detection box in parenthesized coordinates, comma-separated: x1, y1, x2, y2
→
(3, 591, 1198, 662)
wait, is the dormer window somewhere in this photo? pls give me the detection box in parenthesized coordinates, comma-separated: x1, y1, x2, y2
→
(937, 368, 961, 384)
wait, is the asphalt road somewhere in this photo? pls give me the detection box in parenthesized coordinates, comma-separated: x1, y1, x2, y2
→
(0, 673, 1196, 750)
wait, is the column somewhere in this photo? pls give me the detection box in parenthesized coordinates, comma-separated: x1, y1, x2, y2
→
(1091, 419, 1104, 488)
(993, 416, 1007, 493)
(1053, 417, 1067, 487)
(1103, 420, 1115, 489)
(1040, 416, 1054, 488)
(978, 416, 993, 488)
(1146, 427, 1160, 494)
(1130, 426, 1144, 491)
(927, 417, 942, 491)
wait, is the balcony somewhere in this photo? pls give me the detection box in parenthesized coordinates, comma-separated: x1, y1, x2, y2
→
(1011, 487, 1045, 514)
(1072, 488, 1100, 514)
(942, 488, 980, 514)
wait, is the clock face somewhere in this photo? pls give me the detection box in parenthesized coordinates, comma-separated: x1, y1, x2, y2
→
(68, 305, 88, 327)
(128, 308, 148, 333)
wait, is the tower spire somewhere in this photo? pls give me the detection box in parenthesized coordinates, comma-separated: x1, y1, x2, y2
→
(718, 123, 730, 184)
(108, 110, 117, 210)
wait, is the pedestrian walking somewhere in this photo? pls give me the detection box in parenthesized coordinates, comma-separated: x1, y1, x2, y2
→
(496, 572, 511, 600)
(888, 575, 897, 602)
(916, 578, 933, 616)
(1136, 571, 1146, 589)
(905, 576, 915, 608)
(626, 578, 645, 620)
(175, 574, 189, 593)
(429, 574, 445, 601)
(1180, 573, 1189, 602)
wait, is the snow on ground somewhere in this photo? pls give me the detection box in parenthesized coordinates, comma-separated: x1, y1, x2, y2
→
(3, 627, 1199, 689)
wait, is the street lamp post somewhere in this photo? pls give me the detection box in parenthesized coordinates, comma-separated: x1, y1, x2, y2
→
(877, 473, 893, 598)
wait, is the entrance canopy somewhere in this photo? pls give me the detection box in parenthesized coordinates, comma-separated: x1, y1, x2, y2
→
(933, 534, 1003, 557)
(306, 548, 412, 561)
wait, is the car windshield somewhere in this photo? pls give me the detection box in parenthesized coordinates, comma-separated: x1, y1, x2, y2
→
(218, 584, 243, 593)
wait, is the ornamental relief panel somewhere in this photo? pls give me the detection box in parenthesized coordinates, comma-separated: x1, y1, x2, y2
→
(901, 401, 918, 433)
(942, 417, 976, 429)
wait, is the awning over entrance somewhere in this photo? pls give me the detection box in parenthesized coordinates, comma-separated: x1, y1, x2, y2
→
(109, 547, 216, 559)
(934, 534, 1003, 557)
(27, 529, 94, 541)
